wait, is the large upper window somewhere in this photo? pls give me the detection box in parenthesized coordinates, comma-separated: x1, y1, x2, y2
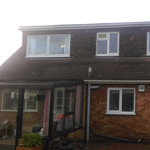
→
(106, 88, 135, 115)
(27, 34, 70, 57)
(96, 32, 119, 56)
(147, 32, 150, 55)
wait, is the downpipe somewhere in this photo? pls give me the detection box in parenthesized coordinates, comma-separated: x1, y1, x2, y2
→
(86, 84, 100, 141)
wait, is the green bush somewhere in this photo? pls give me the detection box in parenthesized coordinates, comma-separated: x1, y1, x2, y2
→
(22, 133, 43, 148)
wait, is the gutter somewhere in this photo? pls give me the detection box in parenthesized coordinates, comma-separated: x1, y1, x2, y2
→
(84, 80, 150, 84)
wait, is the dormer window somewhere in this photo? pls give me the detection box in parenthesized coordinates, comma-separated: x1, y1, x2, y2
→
(96, 32, 119, 56)
(26, 34, 70, 57)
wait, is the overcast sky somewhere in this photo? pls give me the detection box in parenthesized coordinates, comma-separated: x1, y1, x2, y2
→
(0, 0, 150, 65)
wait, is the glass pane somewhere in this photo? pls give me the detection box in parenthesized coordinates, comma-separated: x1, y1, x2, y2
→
(0, 89, 18, 148)
(28, 36, 47, 55)
(57, 91, 63, 97)
(22, 89, 50, 137)
(109, 33, 118, 53)
(122, 89, 134, 112)
(57, 99, 62, 105)
(49, 35, 69, 54)
(97, 41, 107, 54)
(52, 88, 65, 136)
(109, 90, 119, 110)
(66, 86, 76, 90)
(25, 90, 37, 110)
(75, 85, 82, 128)
(98, 34, 107, 38)
(149, 33, 150, 52)
(2, 89, 19, 110)
(65, 92, 75, 113)
(57, 106, 62, 113)
(27, 96, 36, 109)
(65, 114, 74, 132)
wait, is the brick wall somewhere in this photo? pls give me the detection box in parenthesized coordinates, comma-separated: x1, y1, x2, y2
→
(22, 102, 45, 134)
(90, 84, 150, 141)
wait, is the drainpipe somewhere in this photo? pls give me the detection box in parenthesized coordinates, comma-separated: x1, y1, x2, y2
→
(86, 84, 100, 141)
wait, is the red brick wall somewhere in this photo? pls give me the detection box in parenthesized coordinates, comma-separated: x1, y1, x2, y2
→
(90, 84, 150, 141)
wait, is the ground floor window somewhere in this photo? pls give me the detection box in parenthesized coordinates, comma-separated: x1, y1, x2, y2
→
(107, 88, 135, 115)
(52, 85, 83, 136)
(1, 89, 19, 111)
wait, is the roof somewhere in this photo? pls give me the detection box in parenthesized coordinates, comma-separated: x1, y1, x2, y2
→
(18, 21, 150, 31)
(0, 48, 150, 82)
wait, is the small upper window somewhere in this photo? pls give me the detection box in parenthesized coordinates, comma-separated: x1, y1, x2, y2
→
(147, 32, 150, 55)
(96, 32, 119, 56)
(27, 34, 70, 57)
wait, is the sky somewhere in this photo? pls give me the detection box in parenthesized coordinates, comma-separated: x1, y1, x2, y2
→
(0, 0, 150, 65)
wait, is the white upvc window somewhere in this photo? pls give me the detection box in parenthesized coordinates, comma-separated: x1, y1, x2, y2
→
(147, 32, 150, 56)
(26, 34, 71, 57)
(96, 32, 119, 56)
(106, 88, 135, 115)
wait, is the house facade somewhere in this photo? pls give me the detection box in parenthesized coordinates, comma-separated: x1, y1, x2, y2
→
(1, 22, 150, 149)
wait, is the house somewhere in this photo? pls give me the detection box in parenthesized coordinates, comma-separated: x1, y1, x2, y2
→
(1, 21, 150, 149)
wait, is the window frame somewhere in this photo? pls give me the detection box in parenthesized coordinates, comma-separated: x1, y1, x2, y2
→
(26, 34, 71, 58)
(147, 32, 150, 56)
(96, 32, 119, 56)
(1, 89, 38, 112)
(106, 88, 136, 115)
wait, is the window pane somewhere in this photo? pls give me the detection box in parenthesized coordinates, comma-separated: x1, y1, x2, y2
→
(49, 35, 69, 54)
(57, 91, 63, 97)
(122, 89, 134, 112)
(109, 90, 119, 110)
(57, 106, 63, 113)
(98, 34, 107, 38)
(2, 89, 19, 110)
(52, 88, 65, 136)
(97, 41, 107, 54)
(66, 92, 75, 113)
(25, 89, 37, 110)
(109, 33, 118, 53)
(66, 86, 76, 90)
(28, 36, 47, 55)
(149, 33, 150, 52)
(65, 114, 73, 132)
(57, 98, 63, 105)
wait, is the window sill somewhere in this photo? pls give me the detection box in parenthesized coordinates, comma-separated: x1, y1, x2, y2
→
(0, 110, 38, 112)
(105, 113, 136, 115)
(96, 54, 119, 56)
(25, 55, 70, 58)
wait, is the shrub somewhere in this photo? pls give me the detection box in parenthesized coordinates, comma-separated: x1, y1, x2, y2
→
(22, 133, 43, 148)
